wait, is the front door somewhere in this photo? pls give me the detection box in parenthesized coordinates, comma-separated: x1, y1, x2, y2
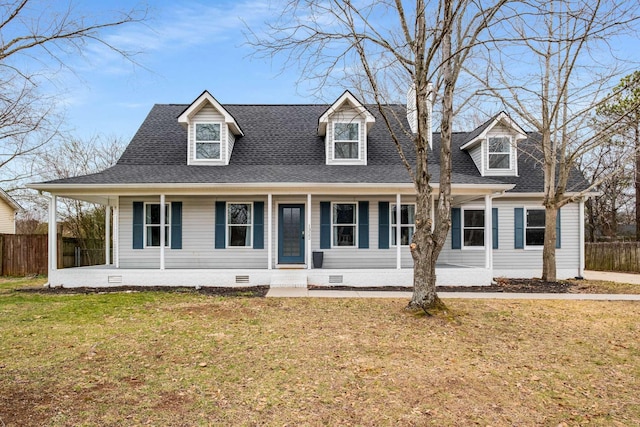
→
(278, 204, 305, 264)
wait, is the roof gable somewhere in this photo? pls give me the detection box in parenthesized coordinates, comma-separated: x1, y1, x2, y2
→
(177, 90, 244, 136)
(460, 111, 527, 151)
(0, 188, 21, 211)
(317, 90, 375, 136)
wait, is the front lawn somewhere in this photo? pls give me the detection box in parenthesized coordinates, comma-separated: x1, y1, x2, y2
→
(1, 286, 639, 426)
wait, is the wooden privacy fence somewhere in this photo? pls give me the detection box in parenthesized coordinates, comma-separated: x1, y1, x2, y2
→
(585, 242, 640, 273)
(0, 234, 107, 276)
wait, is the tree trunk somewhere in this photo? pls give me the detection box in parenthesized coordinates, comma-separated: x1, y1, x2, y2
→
(635, 123, 640, 241)
(542, 206, 557, 281)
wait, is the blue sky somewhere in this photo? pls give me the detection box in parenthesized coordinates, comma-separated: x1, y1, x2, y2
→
(57, 0, 328, 141)
(36, 0, 640, 143)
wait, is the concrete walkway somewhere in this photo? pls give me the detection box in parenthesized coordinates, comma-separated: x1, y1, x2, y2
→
(583, 270, 640, 285)
(266, 287, 640, 300)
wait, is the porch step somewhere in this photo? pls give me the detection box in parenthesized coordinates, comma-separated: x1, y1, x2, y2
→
(270, 271, 308, 288)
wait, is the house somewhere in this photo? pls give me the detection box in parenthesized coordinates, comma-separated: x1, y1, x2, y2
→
(0, 188, 21, 234)
(30, 90, 590, 288)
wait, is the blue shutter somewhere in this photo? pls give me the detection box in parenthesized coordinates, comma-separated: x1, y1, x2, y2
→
(171, 202, 182, 249)
(215, 201, 226, 249)
(320, 202, 331, 249)
(492, 207, 498, 249)
(253, 201, 264, 249)
(358, 201, 369, 249)
(451, 208, 461, 250)
(378, 201, 389, 249)
(514, 207, 524, 249)
(556, 208, 561, 249)
(133, 202, 144, 249)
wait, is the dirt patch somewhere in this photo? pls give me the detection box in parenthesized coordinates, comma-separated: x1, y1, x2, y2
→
(309, 278, 574, 293)
(15, 285, 269, 297)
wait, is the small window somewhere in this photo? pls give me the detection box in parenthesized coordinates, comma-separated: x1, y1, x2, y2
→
(526, 209, 545, 246)
(391, 204, 415, 246)
(195, 123, 221, 160)
(334, 122, 359, 159)
(488, 136, 511, 169)
(145, 203, 170, 247)
(228, 203, 252, 247)
(463, 209, 484, 247)
(332, 203, 357, 246)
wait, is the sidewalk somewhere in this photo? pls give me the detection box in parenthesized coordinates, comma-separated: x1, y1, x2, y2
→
(583, 270, 640, 285)
(266, 287, 640, 300)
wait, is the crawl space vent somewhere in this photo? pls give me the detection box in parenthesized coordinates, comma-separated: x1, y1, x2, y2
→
(329, 275, 343, 284)
(235, 275, 250, 284)
(107, 275, 122, 284)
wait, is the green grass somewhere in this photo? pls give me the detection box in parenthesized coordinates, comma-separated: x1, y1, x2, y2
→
(1, 283, 639, 426)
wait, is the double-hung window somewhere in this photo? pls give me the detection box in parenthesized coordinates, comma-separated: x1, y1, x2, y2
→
(526, 208, 545, 246)
(463, 209, 484, 247)
(488, 136, 511, 170)
(228, 203, 252, 247)
(334, 122, 359, 159)
(332, 203, 357, 246)
(145, 203, 170, 247)
(195, 123, 221, 160)
(391, 204, 415, 246)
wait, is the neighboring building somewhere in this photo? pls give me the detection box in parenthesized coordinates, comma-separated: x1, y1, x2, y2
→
(0, 188, 21, 234)
(30, 90, 591, 288)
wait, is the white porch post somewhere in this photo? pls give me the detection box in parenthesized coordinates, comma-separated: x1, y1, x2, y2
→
(396, 193, 402, 269)
(114, 200, 119, 269)
(160, 194, 165, 270)
(105, 205, 111, 265)
(579, 197, 585, 278)
(267, 193, 273, 270)
(307, 193, 312, 269)
(485, 195, 492, 270)
(48, 195, 57, 272)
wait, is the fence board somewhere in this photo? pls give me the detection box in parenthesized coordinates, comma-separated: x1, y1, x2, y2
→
(585, 242, 640, 273)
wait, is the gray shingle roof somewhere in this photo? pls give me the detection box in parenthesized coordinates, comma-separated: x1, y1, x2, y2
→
(39, 102, 589, 192)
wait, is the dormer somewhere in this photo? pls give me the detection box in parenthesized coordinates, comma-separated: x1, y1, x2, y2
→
(318, 91, 375, 166)
(178, 91, 244, 166)
(460, 112, 527, 177)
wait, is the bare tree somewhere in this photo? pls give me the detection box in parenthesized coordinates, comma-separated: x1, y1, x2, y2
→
(0, 0, 145, 184)
(248, 0, 508, 312)
(469, 0, 640, 281)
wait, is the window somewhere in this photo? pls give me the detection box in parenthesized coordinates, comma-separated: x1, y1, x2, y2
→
(463, 209, 484, 247)
(332, 203, 357, 246)
(391, 204, 415, 246)
(526, 208, 545, 246)
(145, 203, 170, 247)
(488, 136, 511, 169)
(228, 203, 252, 247)
(195, 123, 221, 160)
(334, 122, 359, 159)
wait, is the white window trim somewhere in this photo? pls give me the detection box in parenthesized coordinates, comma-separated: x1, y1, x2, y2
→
(486, 135, 513, 171)
(193, 121, 223, 161)
(461, 206, 485, 250)
(524, 207, 545, 250)
(390, 203, 416, 247)
(143, 202, 170, 248)
(226, 202, 253, 248)
(332, 121, 361, 161)
(331, 201, 358, 248)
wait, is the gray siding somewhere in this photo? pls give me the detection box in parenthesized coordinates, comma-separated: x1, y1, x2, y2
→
(469, 145, 483, 175)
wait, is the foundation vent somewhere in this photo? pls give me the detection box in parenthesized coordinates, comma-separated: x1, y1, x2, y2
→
(108, 275, 122, 284)
(235, 275, 250, 284)
(329, 275, 343, 284)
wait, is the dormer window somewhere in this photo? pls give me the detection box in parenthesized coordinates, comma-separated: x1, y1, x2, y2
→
(195, 123, 222, 160)
(488, 136, 511, 170)
(334, 122, 360, 159)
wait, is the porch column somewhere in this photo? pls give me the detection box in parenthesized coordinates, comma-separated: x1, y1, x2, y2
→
(485, 195, 493, 269)
(105, 205, 111, 265)
(307, 193, 312, 269)
(396, 193, 402, 269)
(578, 197, 585, 278)
(48, 195, 57, 272)
(267, 193, 273, 270)
(160, 194, 165, 270)
(113, 200, 119, 269)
